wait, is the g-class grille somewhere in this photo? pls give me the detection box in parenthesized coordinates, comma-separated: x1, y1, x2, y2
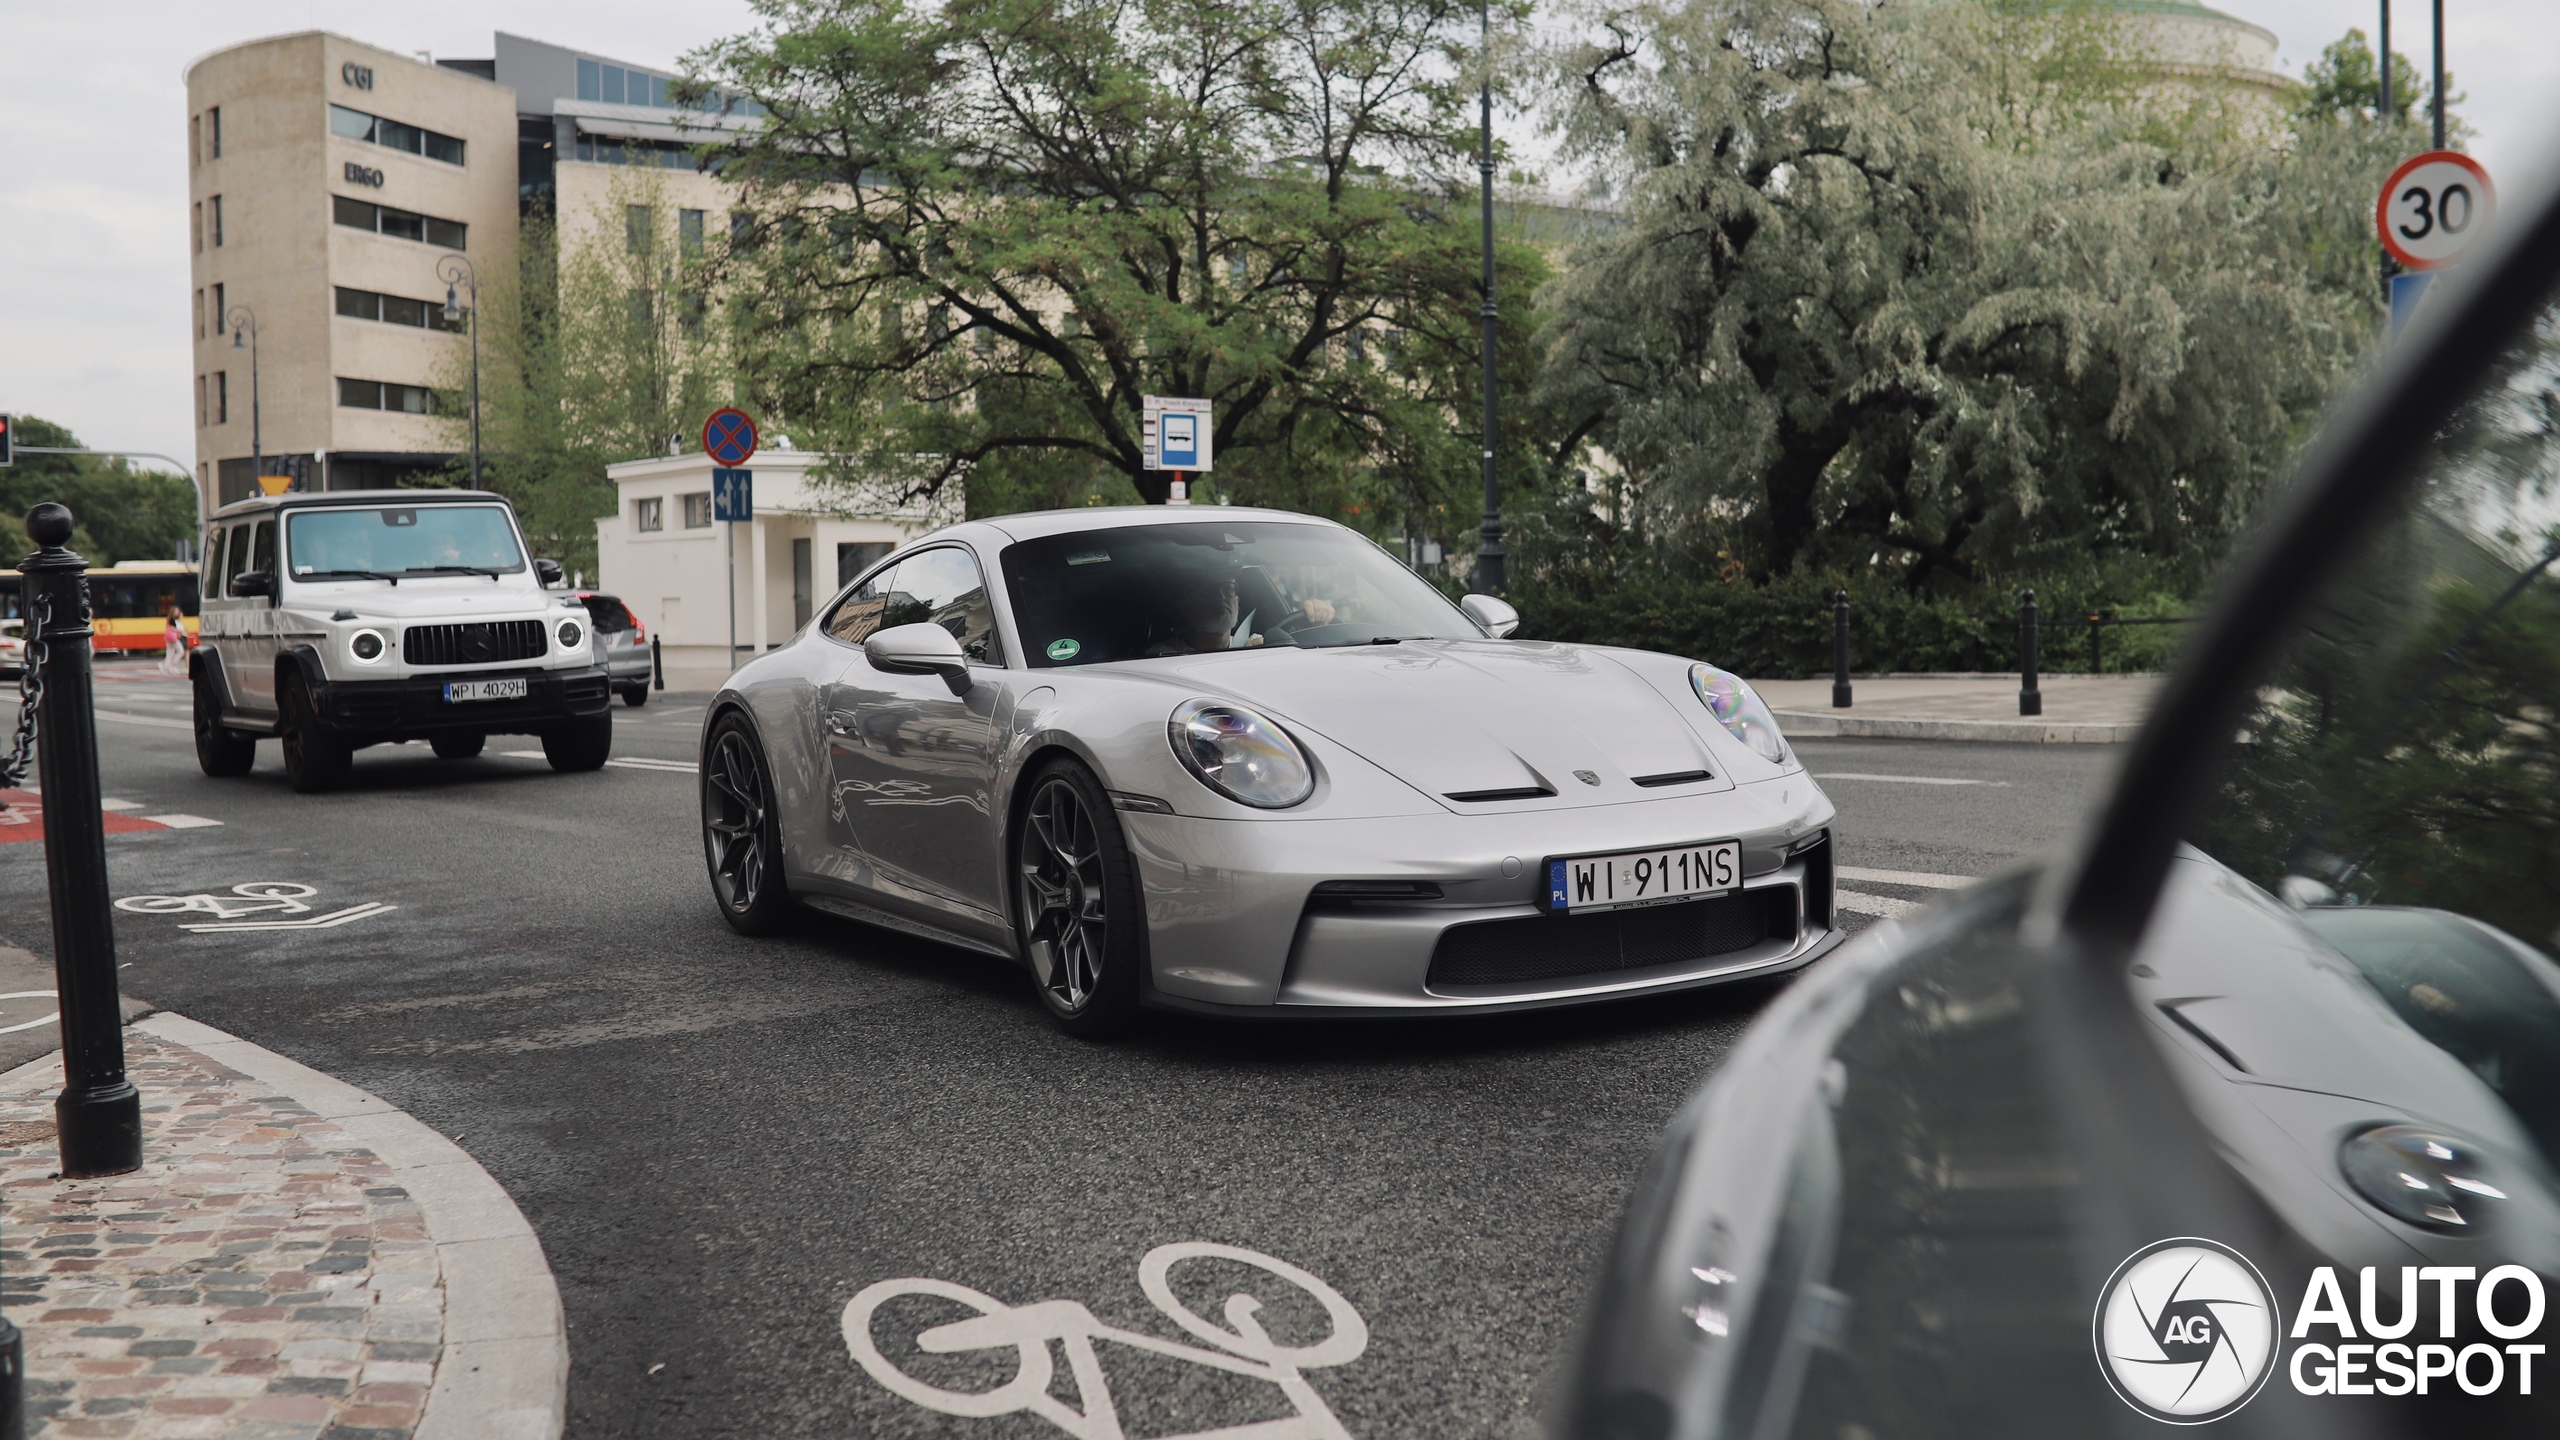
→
(1426, 889, 1795, 988)
(403, 620, 546, 667)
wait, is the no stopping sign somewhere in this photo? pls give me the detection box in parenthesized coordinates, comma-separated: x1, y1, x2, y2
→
(2377, 150, 2496, 271)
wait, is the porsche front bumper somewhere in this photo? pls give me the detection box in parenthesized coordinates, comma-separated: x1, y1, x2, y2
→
(1121, 777, 1841, 1014)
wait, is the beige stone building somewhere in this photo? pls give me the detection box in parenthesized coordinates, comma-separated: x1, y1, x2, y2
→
(185, 34, 517, 509)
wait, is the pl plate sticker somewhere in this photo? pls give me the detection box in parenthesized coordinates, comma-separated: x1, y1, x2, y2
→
(2094, 1237, 2279, 1424)
(1047, 638, 1081, 661)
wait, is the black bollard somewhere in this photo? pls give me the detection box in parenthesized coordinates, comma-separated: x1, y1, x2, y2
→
(1830, 590, 1852, 709)
(652, 633, 664, 691)
(0, 1317, 18, 1440)
(2019, 587, 2043, 718)
(23, 505, 141, 1178)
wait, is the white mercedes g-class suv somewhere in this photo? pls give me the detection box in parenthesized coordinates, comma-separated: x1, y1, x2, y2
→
(190, 490, 614, 792)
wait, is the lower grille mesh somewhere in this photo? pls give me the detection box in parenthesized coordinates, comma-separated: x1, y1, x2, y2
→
(1427, 889, 1792, 988)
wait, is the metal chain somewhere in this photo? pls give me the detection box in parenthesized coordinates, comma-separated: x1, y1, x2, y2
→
(0, 593, 54, 792)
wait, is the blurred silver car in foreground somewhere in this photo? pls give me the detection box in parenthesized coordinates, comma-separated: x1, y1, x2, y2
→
(696, 507, 1840, 1034)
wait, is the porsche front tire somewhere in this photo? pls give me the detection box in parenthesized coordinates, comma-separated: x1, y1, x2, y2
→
(702, 714, 795, 936)
(1015, 757, 1145, 1038)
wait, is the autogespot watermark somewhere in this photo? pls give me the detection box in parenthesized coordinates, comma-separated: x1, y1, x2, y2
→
(2095, 1239, 2547, 1421)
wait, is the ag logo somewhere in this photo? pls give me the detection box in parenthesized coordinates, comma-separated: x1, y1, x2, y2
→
(2093, 1238, 2280, 1424)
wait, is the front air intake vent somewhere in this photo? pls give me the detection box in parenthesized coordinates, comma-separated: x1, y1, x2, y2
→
(403, 620, 546, 667)
(1442, 786, 1555, 803)
(1427, 889, 1794, 988)
(1632, 770, 1712, 788)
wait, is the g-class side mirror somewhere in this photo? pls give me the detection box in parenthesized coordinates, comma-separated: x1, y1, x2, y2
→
(864, 621, 972, 696)
(534, 558, 565, 587)
(230, 571, 273, 598)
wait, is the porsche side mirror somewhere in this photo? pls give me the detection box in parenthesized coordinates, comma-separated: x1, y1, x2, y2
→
(230, 571, 273, 598)
(865, 621, 973, 696)
(534, 558, 565, 587)
(1461, 593, 1519, 638)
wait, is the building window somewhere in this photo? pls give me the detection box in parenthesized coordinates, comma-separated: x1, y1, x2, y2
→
(212, 283, 225, 334)
(333, 196, 466, 250)
(634, 497, 664, 532)
(681, 492, 713, 528)
(192, 202, 203, 254)
(216, 372, 229, 425)
(626, 205, 652, 253)
(680, 208, 705, 254)
(210, 195, 224, 246)
(337, 378, 434, 414)
(330, 104, 464, 166)
(195, 376, 205, 428)
(335, 286, 462, 331)
(210, 105, 222, 158)
(190, 114, 201, 168)
(194, 289, 205, 340)
(577, 57, 600, 101)
(838, 542, 892, 589)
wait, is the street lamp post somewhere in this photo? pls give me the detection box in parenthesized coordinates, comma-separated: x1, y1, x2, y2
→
(440, 255, 482, 487)
(1473, 0, 1505, 594)
(225, 306, 260, 486)
(2430, 0, 2446, 151)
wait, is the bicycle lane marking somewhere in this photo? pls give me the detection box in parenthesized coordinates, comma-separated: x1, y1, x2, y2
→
(842, 1241, 1368, 1440)
(115, 882, 397, 933)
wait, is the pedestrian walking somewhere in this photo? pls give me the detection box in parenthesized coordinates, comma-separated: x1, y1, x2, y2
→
(158, 598, 189, 676)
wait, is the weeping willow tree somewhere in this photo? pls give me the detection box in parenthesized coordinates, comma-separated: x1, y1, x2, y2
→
(437, 168, 743, 572)
(1529, 0, 2425, 591)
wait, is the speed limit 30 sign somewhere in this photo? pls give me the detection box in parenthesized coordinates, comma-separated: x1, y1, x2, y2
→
(2377, 150, 2496, 271)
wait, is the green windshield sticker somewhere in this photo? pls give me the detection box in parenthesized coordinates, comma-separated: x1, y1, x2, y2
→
(1046, 638, 1082, 661)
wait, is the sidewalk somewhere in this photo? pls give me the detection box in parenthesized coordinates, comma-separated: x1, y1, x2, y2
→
(0, 1014, 565, 1440)
(1751, 673, 2162, 743)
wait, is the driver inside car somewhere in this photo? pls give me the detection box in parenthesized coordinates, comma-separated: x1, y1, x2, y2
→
(1150, 569, 1266, 654)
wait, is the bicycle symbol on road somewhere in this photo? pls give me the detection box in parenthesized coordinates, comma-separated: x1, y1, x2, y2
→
(114, 882, 397, 933)
(842, 1241, 1368, 1440)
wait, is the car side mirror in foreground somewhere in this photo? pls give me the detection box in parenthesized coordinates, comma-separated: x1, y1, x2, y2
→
(229, 571, 273, 598)
(1460, 593, 1519, 638)
(534, 558, 565, 587)
(864, 621, 973, 696)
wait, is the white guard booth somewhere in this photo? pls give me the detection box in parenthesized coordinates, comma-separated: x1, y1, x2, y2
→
(595, 452, 950, 689)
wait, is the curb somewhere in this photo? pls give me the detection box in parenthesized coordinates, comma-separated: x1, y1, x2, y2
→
(1774, 710, 2142, 744)
(112, 1013, 568, 1440)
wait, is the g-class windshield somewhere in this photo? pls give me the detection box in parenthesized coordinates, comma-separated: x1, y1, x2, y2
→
(286, 505, 527, 580)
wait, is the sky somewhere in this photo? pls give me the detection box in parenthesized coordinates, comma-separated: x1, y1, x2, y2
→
(6, 1, 2558, 482)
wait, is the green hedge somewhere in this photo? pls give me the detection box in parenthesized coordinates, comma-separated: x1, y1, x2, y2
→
(1505, 572, 2192, 678)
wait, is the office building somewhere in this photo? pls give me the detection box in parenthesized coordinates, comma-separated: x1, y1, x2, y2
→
(184, 31, 750, 516)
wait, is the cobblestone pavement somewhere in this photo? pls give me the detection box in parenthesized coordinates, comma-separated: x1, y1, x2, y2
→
(0, 1032, 443, 1439)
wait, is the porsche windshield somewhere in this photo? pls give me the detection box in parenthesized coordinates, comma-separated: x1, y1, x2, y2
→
(1000, 521, 1480, 666)
(285, 505, 526, 579)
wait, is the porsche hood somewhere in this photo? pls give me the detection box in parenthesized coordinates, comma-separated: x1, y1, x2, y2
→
(1149, 640, 1748, 811)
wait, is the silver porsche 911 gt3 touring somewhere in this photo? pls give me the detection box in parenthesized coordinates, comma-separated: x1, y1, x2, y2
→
(698, 506, 1843, 1034)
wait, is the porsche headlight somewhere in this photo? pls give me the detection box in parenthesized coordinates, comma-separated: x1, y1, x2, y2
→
(1690, 663, 1788, 764)
(1169, 700, 1314, 809)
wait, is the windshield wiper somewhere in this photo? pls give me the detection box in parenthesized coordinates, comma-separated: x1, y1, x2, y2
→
(300, 569, 402, 586)
(398, 565, 508, 580)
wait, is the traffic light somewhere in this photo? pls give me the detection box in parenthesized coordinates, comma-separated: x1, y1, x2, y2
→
(0, 414, 12, 467)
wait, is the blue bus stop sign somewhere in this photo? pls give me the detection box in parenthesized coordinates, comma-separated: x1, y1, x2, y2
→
(713, 467, 752, 522)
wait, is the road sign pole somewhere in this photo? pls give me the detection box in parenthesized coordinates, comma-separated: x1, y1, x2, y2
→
(726, 520, 737, 675)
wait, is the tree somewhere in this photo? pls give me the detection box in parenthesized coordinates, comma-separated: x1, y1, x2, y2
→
(692, 0, 1554, 533)
(438, 171, 742, 572)
(0, 417, 197, 565)
(1529, 0, 2409, 590)
(2294, 27, 2423, 127)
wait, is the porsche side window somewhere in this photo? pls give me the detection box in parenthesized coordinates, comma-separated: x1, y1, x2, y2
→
(2193, 295, 2560, 1165)
(823, 560, 900, 647)
(890, 547, 1005, 664)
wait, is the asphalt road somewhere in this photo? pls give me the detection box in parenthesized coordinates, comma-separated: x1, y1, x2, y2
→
(0, 669, 2120, 1439)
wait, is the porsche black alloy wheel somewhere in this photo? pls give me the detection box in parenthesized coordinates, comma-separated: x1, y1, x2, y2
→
(192, 669, 256, 777)
(1017, 759, 1143, 1037)
(702, 716, 793, 934)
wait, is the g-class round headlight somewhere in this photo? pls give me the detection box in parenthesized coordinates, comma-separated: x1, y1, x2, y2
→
(1169, 700, 1315, 809)
(349, 629, 386, 662)
(1689, 663, 1788, 764)
(558, 619, 585, 649)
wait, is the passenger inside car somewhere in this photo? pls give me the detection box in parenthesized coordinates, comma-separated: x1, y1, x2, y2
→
(1147, 569, 1266, 654)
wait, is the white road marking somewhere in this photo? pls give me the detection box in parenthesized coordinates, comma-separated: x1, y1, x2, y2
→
(500, 750, 697, 773)
(1814, 772, 2009, 786)
(116, 881, 394, 932)
(844, 1242, 1367, 1439)
(0, 990, 60, 1036)
(1837, 889, 1919, 918)
(141, 814, 222, 829)
(98, 798, 143, 811)
(1836, 866, 1974, 890)
(180, 902, 395, 933)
